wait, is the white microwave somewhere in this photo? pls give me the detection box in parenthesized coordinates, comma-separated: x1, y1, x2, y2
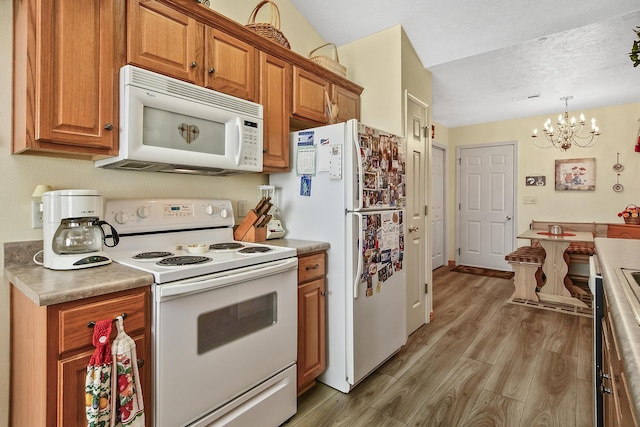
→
(95, 65, 263, 176)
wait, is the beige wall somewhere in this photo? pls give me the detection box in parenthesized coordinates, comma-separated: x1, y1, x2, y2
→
(338, 25, 404, 135)
(0, 1, 326, 425)
(445, 102, 640, 262)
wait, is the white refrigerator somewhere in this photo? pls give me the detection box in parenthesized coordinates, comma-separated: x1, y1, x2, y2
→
(269, 119, 406, 393)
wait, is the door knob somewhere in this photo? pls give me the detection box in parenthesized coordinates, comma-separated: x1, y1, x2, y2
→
(506, 216, 512, 221)
(408, 226, 419, 232)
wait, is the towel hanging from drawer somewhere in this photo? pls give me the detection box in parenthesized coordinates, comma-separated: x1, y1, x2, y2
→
(85, 319, 113, 427)
(110, 315, 145, 427)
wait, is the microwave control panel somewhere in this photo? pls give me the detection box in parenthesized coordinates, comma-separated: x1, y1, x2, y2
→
(241, 120, 260, 167)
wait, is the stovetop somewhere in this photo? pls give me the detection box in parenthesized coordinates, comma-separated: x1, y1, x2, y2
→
(103, 198, 295, 283)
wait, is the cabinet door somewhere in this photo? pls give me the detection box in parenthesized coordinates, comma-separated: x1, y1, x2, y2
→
(260, 52, 291, 172)
(333, 85, 361, 122)
(205, 28, 256, 100)
(34, 0, 122, 155)
(297, 277, 326, 394)
(59, 334, 150, 427)
(128, 0, 204, 85)
(292, 66, 330, 124)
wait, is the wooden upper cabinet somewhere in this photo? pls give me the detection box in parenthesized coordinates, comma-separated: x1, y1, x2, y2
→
(12, 0, 123, 159)
(260, 52, 291, 172)
(127, 0, 204, 85)
(292, 66, 330, 124)
(333, 85, 361, 122)
(205, 28, 257, 101)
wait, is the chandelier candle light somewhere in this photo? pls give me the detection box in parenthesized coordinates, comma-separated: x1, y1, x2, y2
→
(532, 96, 601, 151)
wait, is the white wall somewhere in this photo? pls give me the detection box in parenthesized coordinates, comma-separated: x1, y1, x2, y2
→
(0, 1, 326, 425)
(446, 102, 640, 262)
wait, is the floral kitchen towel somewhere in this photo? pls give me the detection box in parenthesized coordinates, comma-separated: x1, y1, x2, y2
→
(110, 315, 145, 427)
(85, 319, 113, 427)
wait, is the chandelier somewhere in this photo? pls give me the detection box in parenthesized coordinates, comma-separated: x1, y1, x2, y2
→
(531, 96, 601, 151)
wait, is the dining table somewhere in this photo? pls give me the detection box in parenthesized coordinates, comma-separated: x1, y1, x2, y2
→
(517, 229, 594, 307)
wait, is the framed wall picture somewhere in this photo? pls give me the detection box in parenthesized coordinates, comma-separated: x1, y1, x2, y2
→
(555, 158, 596, 191)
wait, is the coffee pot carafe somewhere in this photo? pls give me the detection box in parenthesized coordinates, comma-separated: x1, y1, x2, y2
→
(53, 217, 118, 255)
(42, 189, 119, 270)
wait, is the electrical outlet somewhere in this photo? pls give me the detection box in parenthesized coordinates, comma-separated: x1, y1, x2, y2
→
(31, 200, 43, 228)
(238, 200, 248, 217)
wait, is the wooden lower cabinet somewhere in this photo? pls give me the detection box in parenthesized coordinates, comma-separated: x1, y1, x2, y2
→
(601, 291, 638, 426)
(297, 251, 327, 395)
(10, 286, 152, 427)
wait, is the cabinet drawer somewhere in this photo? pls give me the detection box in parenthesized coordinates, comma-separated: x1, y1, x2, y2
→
(57, 290, 148, 354)
(298, 252, 325, 283)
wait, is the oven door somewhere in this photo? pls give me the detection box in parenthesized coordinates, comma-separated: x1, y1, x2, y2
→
(153, 257, 298, 427)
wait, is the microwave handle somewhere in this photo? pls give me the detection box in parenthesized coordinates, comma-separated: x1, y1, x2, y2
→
(234, 117, 243, 166)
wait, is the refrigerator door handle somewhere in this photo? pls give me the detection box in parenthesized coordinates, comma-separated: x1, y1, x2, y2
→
(353, 211, 363, 299)
(353, 125, 364, 211)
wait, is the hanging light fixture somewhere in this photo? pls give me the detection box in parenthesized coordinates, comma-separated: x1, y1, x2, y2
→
(531, 96, 601, 151)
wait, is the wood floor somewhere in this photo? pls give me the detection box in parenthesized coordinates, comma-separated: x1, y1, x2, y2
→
(284, 266, 594, 427)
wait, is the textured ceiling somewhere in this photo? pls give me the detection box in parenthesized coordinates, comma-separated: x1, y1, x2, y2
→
(290, 0, 640, 127)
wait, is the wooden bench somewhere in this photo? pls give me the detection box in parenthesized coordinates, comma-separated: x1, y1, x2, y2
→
(505, 246, 546, 301)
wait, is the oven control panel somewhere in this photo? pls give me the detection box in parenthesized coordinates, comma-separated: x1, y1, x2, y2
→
(105, 198, 234, 234)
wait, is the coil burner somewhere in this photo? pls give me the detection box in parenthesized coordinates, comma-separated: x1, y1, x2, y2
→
(133, 251, 174, 259)
(210, 242, 245, 250)
(238, 246, 272, 254)
(157, 256, 212, 266)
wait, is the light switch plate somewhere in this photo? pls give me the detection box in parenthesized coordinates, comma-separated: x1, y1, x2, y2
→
(523, 196, 537, 204)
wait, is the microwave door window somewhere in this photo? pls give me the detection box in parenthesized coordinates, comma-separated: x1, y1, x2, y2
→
(142, 106, 225, 155)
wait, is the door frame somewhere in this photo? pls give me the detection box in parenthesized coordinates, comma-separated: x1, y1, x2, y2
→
(431, 142, 447, 270)
(455, 141, 518, 267)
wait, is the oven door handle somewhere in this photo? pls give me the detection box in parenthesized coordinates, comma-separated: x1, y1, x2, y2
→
(155, 257, 298, 300)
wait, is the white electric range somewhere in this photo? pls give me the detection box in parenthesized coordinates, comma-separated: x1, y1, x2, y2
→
(104, 198, 298, 427)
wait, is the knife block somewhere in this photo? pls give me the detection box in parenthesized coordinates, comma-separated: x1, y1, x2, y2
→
(240, 226, 267, 242)
(233, 209, 267, 242)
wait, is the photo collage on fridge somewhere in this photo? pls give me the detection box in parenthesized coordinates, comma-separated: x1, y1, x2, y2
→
(359, 125, 406, 297)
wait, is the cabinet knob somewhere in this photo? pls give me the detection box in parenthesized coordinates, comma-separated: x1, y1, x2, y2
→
(137, 359, 145, 368)
(190, 61, 198, 68)
(306, 264, 320, 271)
(321, 291, 326, 296)
(208, 68, 215, 74)
(408, 226, 419, 232)
(104, 123, 113, 131)
(263, 148, 268, 153)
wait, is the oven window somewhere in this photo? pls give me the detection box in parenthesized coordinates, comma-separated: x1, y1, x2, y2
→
(197, 292, 277, 354)
(142, 106, 226, 155)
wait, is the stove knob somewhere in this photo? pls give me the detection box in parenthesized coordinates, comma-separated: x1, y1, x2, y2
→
(114, 211, 129, 224)
(137, 206, 150, 218)
(219, 208, 229, 218)
(205, 205, 216, 215)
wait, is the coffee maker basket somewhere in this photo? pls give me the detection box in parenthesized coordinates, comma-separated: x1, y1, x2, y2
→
(245, 1, 290, 49)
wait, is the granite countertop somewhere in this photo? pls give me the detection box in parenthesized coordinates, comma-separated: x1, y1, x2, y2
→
(4, 239, 329, 307)
(266, 238, 329, 256)
(4, 240, 154, 306)
(594, 237, 640, 422)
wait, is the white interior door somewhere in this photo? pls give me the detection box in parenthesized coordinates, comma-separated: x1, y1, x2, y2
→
(404, 92, 428, 335)
(457, 143, 515, 271)
(431, 145, 445, 269)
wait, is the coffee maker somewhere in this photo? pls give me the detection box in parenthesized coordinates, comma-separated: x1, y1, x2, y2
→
(42, 189, 119, 270)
